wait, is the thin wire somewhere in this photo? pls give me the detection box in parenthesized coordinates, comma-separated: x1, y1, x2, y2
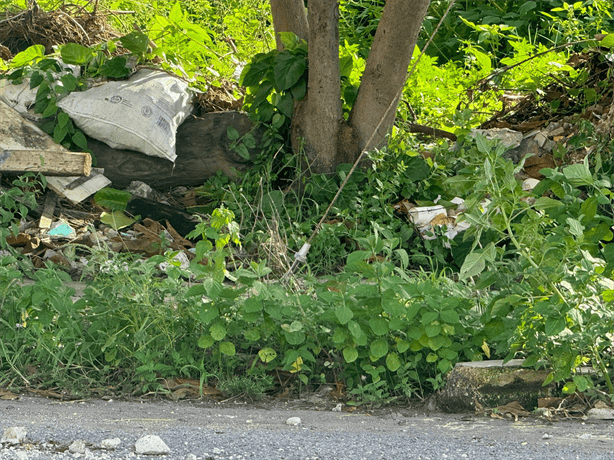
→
(282, 0, 458, 280)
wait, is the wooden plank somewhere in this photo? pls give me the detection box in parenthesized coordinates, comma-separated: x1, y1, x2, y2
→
(39, 191, 57, 230)
(46, 168, 111, 204)
(0, 149, 92, 176)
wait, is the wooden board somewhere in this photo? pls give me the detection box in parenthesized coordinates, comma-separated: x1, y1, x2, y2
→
(0, 149, 91, 176)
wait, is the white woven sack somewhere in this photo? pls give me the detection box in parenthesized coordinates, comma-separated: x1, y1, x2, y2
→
(58, 69, 192, 162)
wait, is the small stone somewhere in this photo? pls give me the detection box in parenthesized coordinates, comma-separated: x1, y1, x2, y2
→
(543, 433, 551, 439)
(100, 438, 121, 449)
(332, 403, 343, 412)
(69, 440, 87, 454)
(522, 178, 540, 191)
(286, 417, 301, 426)
(186, 454, 197, 460)
(15, 452, 28, 460)
(588, 408, 614, 420)
(533, 132, 547, 148)
(579, 433, 593, 439)
(1, 427, 27, 444)
(135, 435, 171, 455)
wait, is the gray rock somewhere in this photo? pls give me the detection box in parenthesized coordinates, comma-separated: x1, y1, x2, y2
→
(471, 128, 523, 149)
(135, 434, 171, 455)
(100, 437, 121, 449)
(69, 439, 87, 454)
(1, 426, 27, 444)
(185, 454, 197, 460)
(587, 408, 614, 420)
(285, 417, 301, 426)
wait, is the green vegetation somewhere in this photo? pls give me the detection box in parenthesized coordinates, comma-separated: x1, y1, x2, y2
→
(0, 0, 613, 405)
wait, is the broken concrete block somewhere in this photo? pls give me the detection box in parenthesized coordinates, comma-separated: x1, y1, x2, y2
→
(436, 359, 554, 413)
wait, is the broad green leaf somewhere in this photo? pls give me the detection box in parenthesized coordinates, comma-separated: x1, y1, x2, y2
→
(425, 324, 441, 337)
(566, 218, 584, 239)
(580, 196, 598, 221)
(347, 320, 364, 339)
(197, 334, 214, 349)
(519, 1, 537, 15)
(284, 330, 305, 345)
(426, 352, 438, 363)
(386, 352, 401, 372)
(475, 134, 490, 154)
(563, 159, 593, 187)
(332, 328, 347, 344)
(460, 242, 495, 280)
(370, 338, 389, 358)
(273, 52, 306, 91)
(533, 197, 564, 210)
(186, 284, 205, 297)
(278, 31, 300, 50)
(599, 33, 614, 49)
(343, 346, 358, 363)
(258, 347, 277, 363)
(603, 290, 614, 302)
(335, 306, 353, 324)
(243, 297, 263, 313)
(421, 311, 439, 325)
(275, 92, 294, 118)
(369, 317, 389, 336)
(573, 375, 591, 392)
(397, 339, 410, 353)
(120, 31, 150, 54)
(340, 54, 353, 78)
(427, 335, 446, 351)
(287, 320, 303, 332)
(99, 211, 135, 230)
(227, 126, 240, 141)
(94, 187, 131, 211)
(561, 381, 576, 394)
(544, 317, 566, 336)
(210, 323, 227, 341)
(60, 43, 94, 65)
(219, 341, 236, 356)
(439, 309, 459, 324)
(243, 329, 260, 341)
(99, 56, 130, 78)
(438, 358, 452, 373)
(197, 304, 219, 325)
(10, 45, 45, 67)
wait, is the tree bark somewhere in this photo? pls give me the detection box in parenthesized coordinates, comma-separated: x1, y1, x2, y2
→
(349, 0, 430, 154)
(270, 0, 309, 51)
(292, 0, 342, 174)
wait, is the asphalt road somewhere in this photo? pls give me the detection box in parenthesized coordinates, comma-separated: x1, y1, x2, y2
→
(1, 396, 613, 459)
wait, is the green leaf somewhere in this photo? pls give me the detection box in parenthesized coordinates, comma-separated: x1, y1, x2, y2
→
(519, 1, 537, 16)
(219, 341, 236, 356)
(573, 375, 591, 392)
(427, 335, 446, 351)
(544, 317, 566, 336)
(99, 56, 130, 78)
(198, 304, 219, 325)
(421, 311, 439, 325)
(397, 340, 410, 353)
(439, 309, 459, 324)
(386, 352, 401, 372)
(275, 92, 294, 118)
(60, 43, 94, 65)
(561, 381, 576, 394)
(186, 284, 205, 297)
(425, 324, 441, 338)
(599, 33, 614, 49)
(258, 347, 277, 363)
(235, 143, 250, 160)
(198, 334, 214, 349)
(369, 317, 389, 336)
(94, 187, 131, 211)
(210, 323, 227, 341)
(580, 196, 598, 222)
(227, 126, 240, 141)
(243, 297, 263, 313)
(273, 52, 306, 91)
(99, 211, 135, 230)
(533, 197, 564, 210)
(475, 134, 490, 154)
(460, 242, 496, 280)
(71, 131, 88, 151)
(370, 338, 389, 359)
(563, 159, 593, 187)
(340, 54, 353, 79)
(120, 31, 150, 54)
(343, 346, 358, 363)
(30, 72, 44, 88)
(10, 45, 45, 67)
(335, 306, 353, 324)
(347, 320, 364, 339)
(284, 330, 305, 345)
(60, 73, 78, 92)
(426, 352, 438, 363)
(278, 31, 300, 50)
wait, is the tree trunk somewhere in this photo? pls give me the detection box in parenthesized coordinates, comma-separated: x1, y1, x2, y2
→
(270, 0, 309, 51)
(349, 0, 430, 154)
(292, 0, 342, 174)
